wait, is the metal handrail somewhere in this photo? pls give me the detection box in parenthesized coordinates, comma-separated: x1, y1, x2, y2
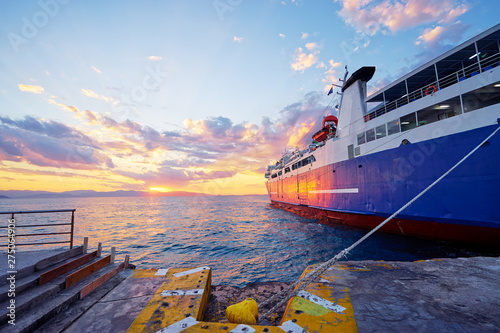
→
(1, 209, 76, 248)
(366, 51, 500, 122)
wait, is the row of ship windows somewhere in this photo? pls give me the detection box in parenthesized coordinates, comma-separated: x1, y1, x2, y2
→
(270, 155, 316, 178)
(358, 82, 500, 146)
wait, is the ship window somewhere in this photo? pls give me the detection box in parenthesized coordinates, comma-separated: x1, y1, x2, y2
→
(271, 173, 277, 179)
(387, 119, 400, 135)
(278, 171, 282, 176)
(417, 96, 462, 126)
(366, 128, 375, 142)
(462, 82, 500, 113)
(357, 132, 366, 145)
(400, 113, 417, 131)
(285, 167, 290, 174)
(292, 163, 297, 170)
(310, 155, 316, 163)
(376, 124, 387, 139)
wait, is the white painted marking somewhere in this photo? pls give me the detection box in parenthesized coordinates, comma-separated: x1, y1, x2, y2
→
(156, 316, 198, 333)
(270, 192, 278, 194)
(229, 324, 256, 333)
(173, 266, 210, 277)
(160, 289, 204, 296)
(320, 278, 329, 283)
(297, 290, 346, 313)
(155, 268, 169, 276)
(279, 320, 309, 333)
(309, 188, 359, 194)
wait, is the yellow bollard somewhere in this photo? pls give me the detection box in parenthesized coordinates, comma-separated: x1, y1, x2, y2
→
(225, 298, 259, 324)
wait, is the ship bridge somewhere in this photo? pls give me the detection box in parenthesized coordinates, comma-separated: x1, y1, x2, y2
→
(365, 23, 500, 121)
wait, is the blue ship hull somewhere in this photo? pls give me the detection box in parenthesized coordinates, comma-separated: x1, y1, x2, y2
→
(267, 124, 500, 245)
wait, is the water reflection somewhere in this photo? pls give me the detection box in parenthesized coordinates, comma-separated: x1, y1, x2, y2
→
(0, 195, 497, 287)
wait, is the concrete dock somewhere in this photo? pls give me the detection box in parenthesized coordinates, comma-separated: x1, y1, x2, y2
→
(2, 246, 499, 332)
(21, 256, 500, 333)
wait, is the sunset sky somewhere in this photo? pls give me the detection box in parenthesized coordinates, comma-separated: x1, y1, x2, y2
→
(1, 0, 499, 195)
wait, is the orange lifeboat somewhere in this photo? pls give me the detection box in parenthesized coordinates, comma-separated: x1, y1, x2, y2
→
(312, 115, 338, 142)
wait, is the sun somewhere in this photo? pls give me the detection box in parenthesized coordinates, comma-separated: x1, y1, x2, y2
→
(149, 187, 170, 192)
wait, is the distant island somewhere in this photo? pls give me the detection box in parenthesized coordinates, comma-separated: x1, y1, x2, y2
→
(0, 190, 211, 200)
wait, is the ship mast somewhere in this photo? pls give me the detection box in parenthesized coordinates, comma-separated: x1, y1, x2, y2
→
(335, 66, 349, 137)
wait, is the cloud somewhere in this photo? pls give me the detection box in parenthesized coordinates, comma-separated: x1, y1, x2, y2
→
(279, 33, 286, 38)
(1, 91, 330, 190)
(112, 91, 328, 186)
(147, 56, 162, 61)
(47, 99, 79, 113)
(291, 47, 319, 72)
(334, 0, 470, 35)
(415, 21, 468, 47)
(91, 66, 102, 74)
(81, 89, 115, 104)
(118, 166, 237, 188)
(322, 60, 343, 90)
(301, 32, 309, 39)
(185, 116, 234, 138)
(401, 21, 469, 71)
(0, 116, 114, 169)
(416, 25, 444, 45)
(18, 84, 44, 94)
(305, 42, 319, 51)
(233, 36, 243, 43)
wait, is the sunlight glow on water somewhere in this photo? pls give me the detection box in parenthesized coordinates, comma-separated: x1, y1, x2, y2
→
(0, 195, 495, 287)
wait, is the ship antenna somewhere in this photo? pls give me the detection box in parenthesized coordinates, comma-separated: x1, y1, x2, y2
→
(335, 66, 349, 137)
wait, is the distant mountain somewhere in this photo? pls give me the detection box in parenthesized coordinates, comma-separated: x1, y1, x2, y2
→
(147, 191, 208, 197)
(0, 190, 210, 199)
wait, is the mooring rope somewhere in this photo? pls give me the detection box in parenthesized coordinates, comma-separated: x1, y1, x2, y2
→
(258, 123, 500, 323)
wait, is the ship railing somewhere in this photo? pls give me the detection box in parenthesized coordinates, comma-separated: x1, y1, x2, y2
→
(365, 51, 500, 122)
(1, 209, 76, 249)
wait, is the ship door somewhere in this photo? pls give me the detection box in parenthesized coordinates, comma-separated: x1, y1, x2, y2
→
(298, 173, 308, 205)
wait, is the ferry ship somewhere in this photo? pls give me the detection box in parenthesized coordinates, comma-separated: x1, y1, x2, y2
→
(265, 24, 500, 246)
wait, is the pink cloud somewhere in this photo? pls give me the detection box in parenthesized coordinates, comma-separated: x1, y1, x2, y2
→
(291, 47, 319, 72)
(1, 91, 331, 189)
(0, 116, 114, 170)
(415, 21, 468, 47)
(335, 0, 470, 35)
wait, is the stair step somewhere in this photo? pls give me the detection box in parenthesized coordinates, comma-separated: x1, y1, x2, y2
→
(35, 246, 84, 271)
(0, 255, 106, 325)
(0, 247, 83, 285)
(0, 251, 97, 303)
(0, 264, 128, 333)
(33, 269, 133, 333)
(66, 255, 111, 288)
(39, 251, 97, 285)
(0, 279, 63, 327)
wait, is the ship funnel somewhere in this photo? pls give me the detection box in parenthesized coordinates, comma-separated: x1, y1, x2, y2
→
(337, 67, 375, 138)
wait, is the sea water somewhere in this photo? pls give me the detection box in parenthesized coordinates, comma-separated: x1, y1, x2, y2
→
(0, 195, 495, 287)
